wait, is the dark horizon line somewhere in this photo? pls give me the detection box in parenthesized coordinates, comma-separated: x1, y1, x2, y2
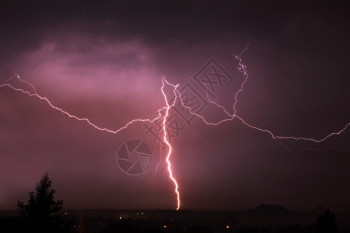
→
(0, 205, 347, 213)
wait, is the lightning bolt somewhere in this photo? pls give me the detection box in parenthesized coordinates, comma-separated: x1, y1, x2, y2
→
(0, 73, 182, 210)
(160, 78, 181, 210)
(1, 47, 350, 211)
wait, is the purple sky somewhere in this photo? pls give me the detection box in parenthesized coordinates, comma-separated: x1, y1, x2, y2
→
(1, 1, 350, 211)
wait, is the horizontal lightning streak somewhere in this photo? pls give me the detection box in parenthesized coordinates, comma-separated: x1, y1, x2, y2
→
(236, 115, 350, 143)
(0, 76, 166, 135)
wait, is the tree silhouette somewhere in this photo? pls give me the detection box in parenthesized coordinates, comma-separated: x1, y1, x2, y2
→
(315, 209, 340, 233)
(17, 173, 74, 232)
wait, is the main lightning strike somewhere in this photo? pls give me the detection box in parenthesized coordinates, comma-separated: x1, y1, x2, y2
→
(160, 78, 181, 210)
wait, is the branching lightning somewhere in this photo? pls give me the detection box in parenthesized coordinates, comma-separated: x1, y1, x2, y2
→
(1, 48, 350, 211)
(1, 73, 182, 209)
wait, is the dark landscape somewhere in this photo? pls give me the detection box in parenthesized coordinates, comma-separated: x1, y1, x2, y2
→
(2, 206, 350, 233)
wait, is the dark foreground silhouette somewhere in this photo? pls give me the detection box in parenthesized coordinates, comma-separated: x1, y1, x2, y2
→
(0, 174, 348, 233)
(2, 174, 74, 233)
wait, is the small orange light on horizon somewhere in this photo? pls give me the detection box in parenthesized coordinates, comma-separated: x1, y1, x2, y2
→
(226, 225, 230, 229)
(163, 225, 167, 229)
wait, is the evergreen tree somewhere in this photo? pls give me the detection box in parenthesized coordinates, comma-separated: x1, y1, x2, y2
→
(17, 173, 74, 232)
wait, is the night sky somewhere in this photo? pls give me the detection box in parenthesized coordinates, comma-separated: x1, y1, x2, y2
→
(1, 0, 350, 211)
